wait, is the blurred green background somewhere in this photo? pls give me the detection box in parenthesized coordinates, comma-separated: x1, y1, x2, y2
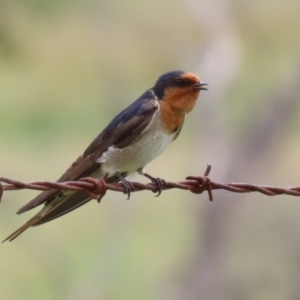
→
(1, 0, 300, 299)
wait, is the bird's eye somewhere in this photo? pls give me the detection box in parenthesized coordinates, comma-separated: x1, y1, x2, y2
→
(175, 78, 186, 86)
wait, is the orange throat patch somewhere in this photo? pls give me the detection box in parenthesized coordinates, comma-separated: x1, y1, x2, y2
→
(159, 87, 200, 133)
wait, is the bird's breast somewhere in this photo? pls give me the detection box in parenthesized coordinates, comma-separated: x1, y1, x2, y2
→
(97, 109, 177, 175)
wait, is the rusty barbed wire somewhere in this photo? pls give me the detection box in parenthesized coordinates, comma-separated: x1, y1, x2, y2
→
(1, 165, 300, 203)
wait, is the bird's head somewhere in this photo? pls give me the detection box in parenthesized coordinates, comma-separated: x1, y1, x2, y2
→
(153, 70, 208, 113)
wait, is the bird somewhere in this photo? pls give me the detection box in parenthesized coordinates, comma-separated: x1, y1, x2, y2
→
(3, 70, 208, 242)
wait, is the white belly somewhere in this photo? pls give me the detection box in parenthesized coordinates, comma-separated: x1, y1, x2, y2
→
(97, 110, 176, 175)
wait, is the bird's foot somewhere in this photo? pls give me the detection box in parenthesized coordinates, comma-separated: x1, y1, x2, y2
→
(140, 171, 166, 197)
(117, 172, 134, 200)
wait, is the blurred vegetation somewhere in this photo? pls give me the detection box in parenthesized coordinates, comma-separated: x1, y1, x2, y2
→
(1, 0, 300, 299)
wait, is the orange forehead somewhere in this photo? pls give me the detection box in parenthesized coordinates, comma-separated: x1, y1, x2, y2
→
(180, 72, 201, 83)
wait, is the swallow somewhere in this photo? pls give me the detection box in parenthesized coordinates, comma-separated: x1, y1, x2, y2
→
(3, 70, 208, 242)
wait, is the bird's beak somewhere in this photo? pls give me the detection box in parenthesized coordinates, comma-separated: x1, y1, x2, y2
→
(191, 82, 209, 91)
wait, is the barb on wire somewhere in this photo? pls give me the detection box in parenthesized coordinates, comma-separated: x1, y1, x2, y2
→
(1, 164, 300, 202)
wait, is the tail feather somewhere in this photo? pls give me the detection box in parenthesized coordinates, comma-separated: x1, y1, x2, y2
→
(34, 191, 92, 226)
(3, 174, 124, 242)
(3, 218, 38, 242)
(3, 191, 93, 242)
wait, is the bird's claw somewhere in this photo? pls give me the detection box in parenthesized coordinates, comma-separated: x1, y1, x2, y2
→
(151, 177, 166, 197)
(122, 179, 135, 200)
(116, 171, 135, 200)
(144, 174, 166, 196)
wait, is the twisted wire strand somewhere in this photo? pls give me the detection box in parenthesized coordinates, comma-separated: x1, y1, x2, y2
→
(1, 165, 300, 202)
